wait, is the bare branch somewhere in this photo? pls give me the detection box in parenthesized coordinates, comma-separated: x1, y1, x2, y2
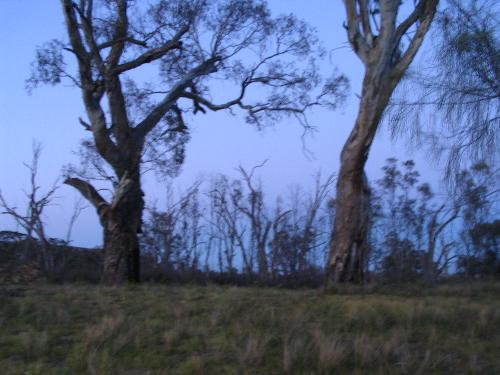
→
(79, 117, 92, 131)
(391, 0, 439, 80)
(64, 177, 109, 215)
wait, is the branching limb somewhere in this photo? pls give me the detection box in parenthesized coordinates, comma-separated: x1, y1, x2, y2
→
(135, 56, 221, 138)
(64, 177, 109, 217)
(344, 0, 369, 63)
(112, 25, 189, 75)
(391, 0, 439, 80)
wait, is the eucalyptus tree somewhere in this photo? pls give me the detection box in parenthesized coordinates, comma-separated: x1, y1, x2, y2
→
(29, 0, 347, 284)
(328, 0, 438, 283)
(371, 158, 460, 283)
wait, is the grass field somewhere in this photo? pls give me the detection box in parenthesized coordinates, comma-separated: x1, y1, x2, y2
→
(0, 283, 499, 374)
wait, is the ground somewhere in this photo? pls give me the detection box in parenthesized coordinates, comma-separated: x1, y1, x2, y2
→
(0, 283, 499, 374)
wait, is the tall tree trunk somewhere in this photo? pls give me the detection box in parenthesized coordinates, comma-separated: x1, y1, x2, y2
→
(65, 165, 144, 285)
(257, 222, 271, 281)
(101, 171, 144, 284)
(423, 239, 436, 283)
(328, 76, 382, 283)
(257, 244, 269, 282)
(102, 221, 139, 284)
(328, 0, 438, 283)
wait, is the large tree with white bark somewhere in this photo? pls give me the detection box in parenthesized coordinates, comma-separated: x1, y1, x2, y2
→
(328, 0, 439, 283)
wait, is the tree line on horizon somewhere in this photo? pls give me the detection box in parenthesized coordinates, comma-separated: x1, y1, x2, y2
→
(2, 152, 498, 285)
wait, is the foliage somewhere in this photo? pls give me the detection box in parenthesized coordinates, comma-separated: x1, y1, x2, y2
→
(388, 0, 500, 179)
(26, 0, 349, 282)
(29, 0, 348, 186)
(370, 158, 499, 282)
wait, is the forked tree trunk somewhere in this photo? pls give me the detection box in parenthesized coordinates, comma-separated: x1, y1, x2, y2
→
(328, 0, 438, 284)
(65, 166, 144, 284)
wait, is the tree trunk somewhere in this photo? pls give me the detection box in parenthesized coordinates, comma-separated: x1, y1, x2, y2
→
(328, 70, 389, 283)
(257, 244, 269, 282)
(101, 174, 144, 284)
(66, 166, 144, 285)
(329, 0, 439, 284)
(102, 216, 141, 284)
(328, 147, 372, 283)
(423, 234, 436, 283)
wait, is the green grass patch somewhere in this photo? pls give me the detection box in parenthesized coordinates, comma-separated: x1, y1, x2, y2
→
(0, 283, 499, 374)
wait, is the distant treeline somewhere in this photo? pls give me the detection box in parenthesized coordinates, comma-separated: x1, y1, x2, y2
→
(1, 158, 498, 286)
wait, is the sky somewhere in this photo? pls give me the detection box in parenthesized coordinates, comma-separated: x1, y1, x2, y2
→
(0, 0, 444, 247)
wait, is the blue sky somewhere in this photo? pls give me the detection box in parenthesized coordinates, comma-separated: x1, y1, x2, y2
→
(0, 1, 443, 247)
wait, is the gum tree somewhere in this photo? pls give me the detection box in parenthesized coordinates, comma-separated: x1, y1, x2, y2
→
(30, 0, 347, 284)
(328, 0, 438, 283)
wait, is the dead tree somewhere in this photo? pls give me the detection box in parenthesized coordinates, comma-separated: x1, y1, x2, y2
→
(141, 181, 202, 273)
(235, 162, 272, 281)
(0, 143, 58, 271)
(207, 176, 244, 275)
(328, 0, 438, 283)
(298, 172, 335, 272)
(65, 196, 87, 244)
(30, 0, 347, 284)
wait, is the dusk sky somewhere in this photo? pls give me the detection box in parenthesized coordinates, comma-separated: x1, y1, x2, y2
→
(0, 1, 443, 247)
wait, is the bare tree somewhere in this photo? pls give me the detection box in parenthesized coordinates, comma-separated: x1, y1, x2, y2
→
(328, 0, 438, 283)
(205, 167, 334, 283)
(0, 143, 58, 271)
(207, 175, 244, 275)
(175, 183, 204, 271)
(30, 0, 347, 284)
(65, 196, 87, 244)
(299, 172, 336, 272)
(269, 198, 291, 281)
(269, 173, 334, 283)
(234, 162, 272, 280)
(141, 181, 202, 274)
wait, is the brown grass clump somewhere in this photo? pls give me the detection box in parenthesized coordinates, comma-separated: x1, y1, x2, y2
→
(312, 329, 348, 372)
(238, 333, 273, 367)
(84, 314, 124, 344)
(283, 334, 309, 374)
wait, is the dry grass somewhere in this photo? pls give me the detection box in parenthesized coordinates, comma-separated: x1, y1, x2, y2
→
(0, 282, 499, 374)
(312, 329, 348, 372)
